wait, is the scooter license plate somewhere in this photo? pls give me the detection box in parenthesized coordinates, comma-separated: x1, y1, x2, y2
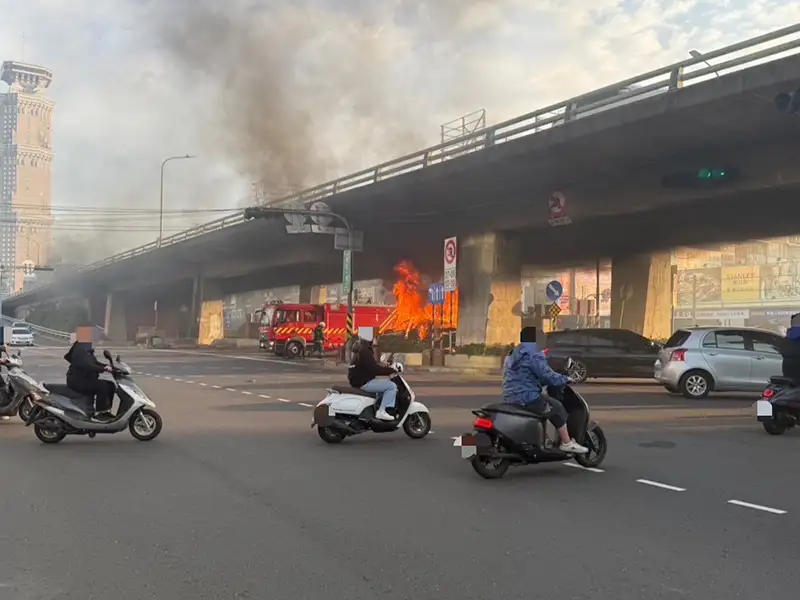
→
(755, 400, 773, 418)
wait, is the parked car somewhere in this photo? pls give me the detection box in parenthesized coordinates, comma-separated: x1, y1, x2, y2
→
(545, 328, 662, 382)
(654, 327, 785, 398)
(8, 327, 34, 346)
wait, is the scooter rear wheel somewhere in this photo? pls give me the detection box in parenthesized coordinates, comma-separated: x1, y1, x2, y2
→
(34, 418, 66, 444)
(762, 419, 787, 435)
(317, 426, 346, 444)
(470, 455, 511, 479)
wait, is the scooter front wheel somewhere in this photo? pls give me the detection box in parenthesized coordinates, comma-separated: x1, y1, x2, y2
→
(575, 425, 608, 468)
(129, 408, 163, 441)
(762, 419, 787, 435)
(18, 397, 34, 422)
(402, 412, 431, 439)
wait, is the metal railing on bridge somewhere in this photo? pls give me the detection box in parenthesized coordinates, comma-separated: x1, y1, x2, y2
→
(11, 24, 800, 299)
(0, 316, 71, 341)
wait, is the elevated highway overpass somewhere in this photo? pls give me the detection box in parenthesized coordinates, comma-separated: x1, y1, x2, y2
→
(7, 25, 800, 345)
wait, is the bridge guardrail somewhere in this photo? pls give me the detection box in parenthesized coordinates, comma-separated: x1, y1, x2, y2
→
(11, 24, 800, 299)
(0, 316, 71, 341)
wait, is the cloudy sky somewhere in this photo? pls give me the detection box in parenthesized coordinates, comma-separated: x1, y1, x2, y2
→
(1, 0, 798, 261)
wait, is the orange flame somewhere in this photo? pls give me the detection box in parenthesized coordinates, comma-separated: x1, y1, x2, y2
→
(379, 260, 459, 339)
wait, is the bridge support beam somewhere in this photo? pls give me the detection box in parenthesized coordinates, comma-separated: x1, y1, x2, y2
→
(104, 292, 128, 341)
(456, 232, 521, 346)
(610, 252, 672, 340)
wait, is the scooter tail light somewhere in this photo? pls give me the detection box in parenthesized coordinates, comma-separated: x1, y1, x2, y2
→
(473, 417, 493, 430)
(669, 349, 686, 362)
(762, 387, 776, 399)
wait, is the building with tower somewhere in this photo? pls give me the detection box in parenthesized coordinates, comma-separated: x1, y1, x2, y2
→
(0, 61, 54, 294)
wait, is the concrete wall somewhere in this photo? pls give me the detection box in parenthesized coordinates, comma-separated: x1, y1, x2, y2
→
(457, 233, 521, 346)
(610, 252, 672, 339)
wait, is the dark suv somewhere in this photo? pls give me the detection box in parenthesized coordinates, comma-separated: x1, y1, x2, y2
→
(545, 328, 661, 382)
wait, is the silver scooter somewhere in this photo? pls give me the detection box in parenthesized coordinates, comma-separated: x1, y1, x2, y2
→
(25, 350, 163, 444)
(0, 349, 45, 422)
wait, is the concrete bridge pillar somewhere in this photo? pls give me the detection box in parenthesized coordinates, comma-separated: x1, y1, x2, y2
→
(456, 232, 522, 346)
(104, 292, 128, 341)
(610, 252, 672, 340)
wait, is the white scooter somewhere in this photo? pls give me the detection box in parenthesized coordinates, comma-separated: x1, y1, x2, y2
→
(312, 352, 431, 443)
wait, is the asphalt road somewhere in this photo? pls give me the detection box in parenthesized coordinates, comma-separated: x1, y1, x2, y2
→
(0, 346, 794, 599)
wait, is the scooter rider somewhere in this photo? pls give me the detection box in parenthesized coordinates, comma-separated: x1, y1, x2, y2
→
(348, 328, 397, 421)
(781, 313, 800, 383)
(64, 339, 114, 420)
(503, 326, 588, 454)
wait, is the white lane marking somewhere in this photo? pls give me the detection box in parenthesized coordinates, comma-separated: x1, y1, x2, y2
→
(259, 394, 271, 399)
(164, 376, 172, 380)
(225, 388, 237, 392)
(173, 378, 183, 382)
(212, 385, 221, 389)
(185, 380, 195, 384)
(636, 479, 686, 492)
(278, 398, 291, 403)
(298, 402, 313, 407)
(564, 462, 605, 473)
(241, 391, 252, 395)
(727, 499, 786, 515)
(150, 348, 311, 368)
(199, 383, 207, 386)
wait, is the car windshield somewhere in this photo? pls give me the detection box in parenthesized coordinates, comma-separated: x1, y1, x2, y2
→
(12, 328, 29, 335)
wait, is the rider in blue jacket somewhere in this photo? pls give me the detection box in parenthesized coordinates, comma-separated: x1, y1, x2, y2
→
(502, 327, 588, 454)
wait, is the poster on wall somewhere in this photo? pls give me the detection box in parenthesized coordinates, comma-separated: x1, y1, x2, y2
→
(198, 300, 224, 345)
(760, 263, 800, 302)
(720, 266, 761, 303)
(676, 268, 721, 307)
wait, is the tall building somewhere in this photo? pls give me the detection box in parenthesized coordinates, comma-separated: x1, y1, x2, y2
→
(0, 61, 54, 294)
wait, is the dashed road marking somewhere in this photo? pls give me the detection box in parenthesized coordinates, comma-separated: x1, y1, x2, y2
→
(259, 394, 271, 399)
(278, 398, 291, 403)
(225, 388, 237, 392)
(212, 385, 221, 389)
(241, 391, 252, 395)
(564, 462, 605, 473)
(636, 479, 686, 492)
(727, 499, 786, 515)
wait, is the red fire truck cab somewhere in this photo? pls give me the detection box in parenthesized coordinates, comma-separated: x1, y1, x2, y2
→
(256, 302, 393, 358)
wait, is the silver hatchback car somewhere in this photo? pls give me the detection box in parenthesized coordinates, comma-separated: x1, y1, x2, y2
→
(654, 327, 786, 398)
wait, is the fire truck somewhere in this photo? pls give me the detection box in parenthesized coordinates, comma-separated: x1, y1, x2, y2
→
(256, 302, 394, 358)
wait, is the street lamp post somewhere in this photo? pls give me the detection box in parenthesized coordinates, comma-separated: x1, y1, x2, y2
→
(159, 154, 196, 247)
(243, 205, 356, 346)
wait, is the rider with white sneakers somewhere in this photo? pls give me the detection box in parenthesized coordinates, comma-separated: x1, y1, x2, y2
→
(348, 329, 397, 421)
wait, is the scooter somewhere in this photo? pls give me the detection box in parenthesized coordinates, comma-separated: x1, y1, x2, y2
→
(0, 350, 46, 422)
(756, 376, 800, 435)
(453, 358, 608, 479)
(24, 350, 163, 444)
(312, 353, 431, 443)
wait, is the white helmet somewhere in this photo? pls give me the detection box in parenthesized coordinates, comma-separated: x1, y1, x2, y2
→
(319, 321, 326, 327)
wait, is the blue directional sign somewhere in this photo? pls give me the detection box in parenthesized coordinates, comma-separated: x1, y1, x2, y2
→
(545, 280, 563, 302)
(428, 283, 445, 305)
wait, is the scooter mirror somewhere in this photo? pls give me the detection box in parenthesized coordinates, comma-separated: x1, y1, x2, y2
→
(380, 353, 389, 363)
(115, 354, 121, 362)
(564, 357, 574, 371)
(103, 349, 113, 362)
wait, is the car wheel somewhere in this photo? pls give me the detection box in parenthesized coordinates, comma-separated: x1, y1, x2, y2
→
(679, 370, 711, 399)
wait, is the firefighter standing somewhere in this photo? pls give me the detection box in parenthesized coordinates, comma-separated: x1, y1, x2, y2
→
(312, 322, 326, 358)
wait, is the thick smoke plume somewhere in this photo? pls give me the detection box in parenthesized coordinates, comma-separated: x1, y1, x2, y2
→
(138, 0, 505, 201)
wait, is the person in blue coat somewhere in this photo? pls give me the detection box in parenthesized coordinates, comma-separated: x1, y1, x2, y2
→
(502, 326, 588, 454)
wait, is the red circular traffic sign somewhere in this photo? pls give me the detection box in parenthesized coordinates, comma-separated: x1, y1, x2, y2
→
(444, 239, 457, 264)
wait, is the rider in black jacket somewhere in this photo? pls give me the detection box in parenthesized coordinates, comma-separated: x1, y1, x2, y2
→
(64, 341, 114, 418)
(348, 332, 397, 421)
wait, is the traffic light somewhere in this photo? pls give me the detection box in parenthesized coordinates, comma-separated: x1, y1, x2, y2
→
(660, 166, 740, 189)
(774, 88, 800, 114)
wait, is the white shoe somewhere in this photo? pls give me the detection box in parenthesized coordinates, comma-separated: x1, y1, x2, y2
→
(375, 407, 395, 421)
(559, 439, 589, 454)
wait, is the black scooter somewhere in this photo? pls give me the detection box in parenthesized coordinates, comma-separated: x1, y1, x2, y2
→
(454, 358, 608, 479)
(757, 376, 800, 435)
